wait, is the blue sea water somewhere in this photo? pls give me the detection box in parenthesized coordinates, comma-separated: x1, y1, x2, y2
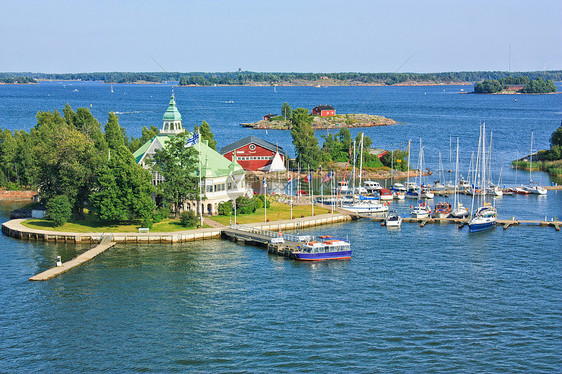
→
(0, 82, 561, 372)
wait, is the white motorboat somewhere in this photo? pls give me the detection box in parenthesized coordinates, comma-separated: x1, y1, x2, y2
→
(385, 210, 402, 227)
(342, 200, 389, 215)
(364, 180, 382, 193)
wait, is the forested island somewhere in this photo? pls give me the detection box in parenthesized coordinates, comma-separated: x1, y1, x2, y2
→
(0, 76, 36, 84)
(513, 125, 562, 178)
(474, 76, 557, 94)
(1, 71, 561, 86)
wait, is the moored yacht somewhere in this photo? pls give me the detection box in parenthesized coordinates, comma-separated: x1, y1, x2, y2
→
(468, 204, 497, 232)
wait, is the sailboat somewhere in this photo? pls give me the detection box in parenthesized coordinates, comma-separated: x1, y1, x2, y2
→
(432, 151, 447, 190)
(111, 84, 114, 93)
(450, 137, 469, 218)
(468, 122, 497, 233)
(524, 132, 547, 195)
(485, 131, 503, 197)
(342, 135, 388, 215)
(418, 142, 434, 199)
(404, 140, 420, 199)
(411, 139, 432, 218)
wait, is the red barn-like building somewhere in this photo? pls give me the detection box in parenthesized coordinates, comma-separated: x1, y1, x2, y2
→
(312, 105, 335, 117)
(221, 136, 287, 171)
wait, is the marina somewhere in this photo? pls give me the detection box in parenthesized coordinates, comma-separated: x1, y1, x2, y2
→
(0, 82, 560, 373)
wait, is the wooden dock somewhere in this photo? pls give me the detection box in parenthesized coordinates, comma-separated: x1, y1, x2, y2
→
(363, 214, 561, 231)
(222, 225, 312, 259)
(29, 235, 116, 281)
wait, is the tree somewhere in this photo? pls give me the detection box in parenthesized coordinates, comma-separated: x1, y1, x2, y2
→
(290, 108, 321, 169)
(194, 120, 217, 150)
(32, 108, 103, 219)
(129, 125, 159, 153)
(551, 123, 562, 148)
(151, 132, 199, 218)
(90, 145, 155, 223)
(104, 112, 125, 150)
(46, 195, 72, 227)
(0, 129, 17, 184)
(281, 102, 292, 121)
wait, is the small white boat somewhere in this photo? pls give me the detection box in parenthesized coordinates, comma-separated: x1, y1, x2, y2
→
(378, 188, 394, 201)
(411, 202, 431, 218)
(458, 179, 471, 189)
(342, 200, 389, 215)
(364, 180, 382, 193)
(524, 183, 547, 195)
(420, 188, 434, 199)
(385, 211, 402, 227)
(432, 181, 447, 191)
(391, 182, 406, 192)
(450, 202, 469, 218)
(393, 191, 405, 200)
(487, 186, 503, 196)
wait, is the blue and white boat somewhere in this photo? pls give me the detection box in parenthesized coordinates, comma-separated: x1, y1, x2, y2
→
(468, 122, 497, 233)
(468, 204, 497, 232)
(293, 236, 351, 261)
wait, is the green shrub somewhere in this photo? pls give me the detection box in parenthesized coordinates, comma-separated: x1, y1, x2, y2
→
(153, 206, 170, 223)
(255, 194, 270, 208)
(236, 196, 256, 214)
(218, 200, 233, 216)
(46, 195, 72, 227)
(180, 210, 198, 228)
(141, 218, 153, 229)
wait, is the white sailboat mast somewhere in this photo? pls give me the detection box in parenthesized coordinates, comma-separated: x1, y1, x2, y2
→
(454, 137, 459, 209)
(359, 133, 364, 191)
(482, 122, 487, 203)
(530, 132, 533, 183)
(407, 139, 411, 186)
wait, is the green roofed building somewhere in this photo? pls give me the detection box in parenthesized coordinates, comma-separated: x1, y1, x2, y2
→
(133, 94, 247, 215)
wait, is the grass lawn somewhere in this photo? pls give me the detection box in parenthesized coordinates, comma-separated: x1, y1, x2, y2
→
(21, 214, 210, 233)
(210, 201, 331, 226)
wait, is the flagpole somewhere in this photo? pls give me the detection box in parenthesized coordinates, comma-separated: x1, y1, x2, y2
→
(264, 178, 267, 222)
(198, 130, 203, 227)
(320, 165, 323, 198)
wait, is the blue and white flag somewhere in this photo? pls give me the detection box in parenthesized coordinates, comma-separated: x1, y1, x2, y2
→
(185, 132, 200, 147)
(263, 179, 267, 188)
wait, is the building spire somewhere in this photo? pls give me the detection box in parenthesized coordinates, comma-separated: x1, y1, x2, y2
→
(160, 94, 185, 135)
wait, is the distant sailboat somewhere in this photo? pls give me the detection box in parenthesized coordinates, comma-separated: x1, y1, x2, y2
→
(111, 84, 114, 93)
(451, 138, 469, 218)
(524, 132, 547, 195)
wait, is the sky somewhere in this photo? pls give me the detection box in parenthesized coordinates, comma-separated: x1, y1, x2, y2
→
(1, 0, 561, 74)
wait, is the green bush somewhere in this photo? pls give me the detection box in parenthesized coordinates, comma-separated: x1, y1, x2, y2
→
(141, 218, 153, 229)
(180, 210, 198, 228)
(46, 195, 72, 227)
(255, 194, 270, 208)
(218, 200, 233, 216)
(153, 206, 170, 223)
(236, 196, 256, 214)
